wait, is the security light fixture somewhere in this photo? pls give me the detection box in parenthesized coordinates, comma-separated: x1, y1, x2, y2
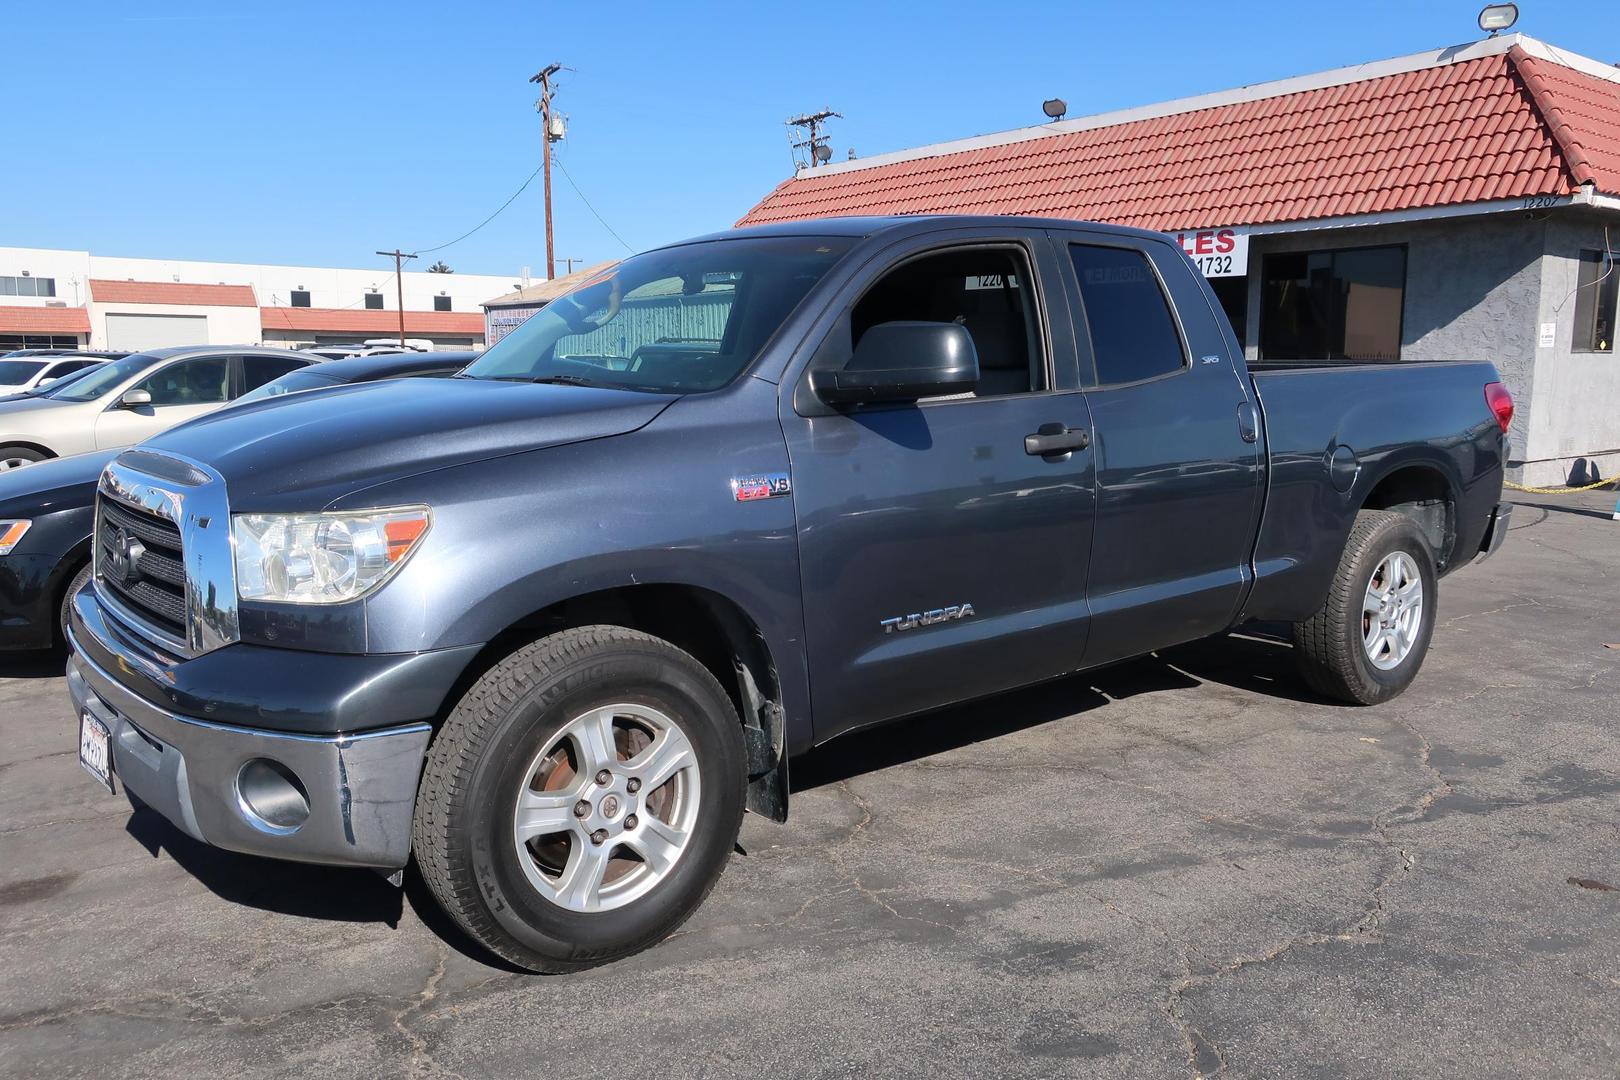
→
(1042, 98, 1068, 120)
(1478, 3, 1518, 34)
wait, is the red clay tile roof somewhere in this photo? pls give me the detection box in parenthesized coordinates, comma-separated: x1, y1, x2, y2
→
(739, 45, 1620, 232)
(260, 307, 485, 335)
(89, 280, 258, 306)
(0, 306, 91, 334)
(1509, 45, 1620, 192)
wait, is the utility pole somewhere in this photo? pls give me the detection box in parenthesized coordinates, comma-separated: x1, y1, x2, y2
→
(787, 109, 841, 170)
(558, 257, 583, 274)
(375, 249, 416, 347)
(530, 62, 565, 280)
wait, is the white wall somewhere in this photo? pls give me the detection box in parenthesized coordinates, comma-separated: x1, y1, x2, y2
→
(86, 253, 513, 313)
(0, 247, 94, 307)
(92, 302, 261, 349)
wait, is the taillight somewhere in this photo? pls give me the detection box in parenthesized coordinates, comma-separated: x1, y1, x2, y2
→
(1485, 382, 1513, 434)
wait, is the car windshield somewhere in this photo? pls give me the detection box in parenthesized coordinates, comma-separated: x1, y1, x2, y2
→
(461, 236, 854, 393)
(0, 360, 46, 384)
(46, 353, 163, 401)
(236, 369, 342, 404)
(25, 363, 102, 396)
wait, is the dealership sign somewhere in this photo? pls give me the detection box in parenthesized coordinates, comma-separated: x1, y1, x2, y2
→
(1171, 227, 1249, 278)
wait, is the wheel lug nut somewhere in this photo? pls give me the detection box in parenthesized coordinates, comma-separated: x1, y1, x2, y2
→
(590, 828, 609, 845)
(573, 800, 591, 818)
(595, 770, 612, 786)
(624, 814, 638, 830)
(626, 777, 641, 793)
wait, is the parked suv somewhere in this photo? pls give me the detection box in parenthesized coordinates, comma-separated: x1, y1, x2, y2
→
(0, 346, 312, 470)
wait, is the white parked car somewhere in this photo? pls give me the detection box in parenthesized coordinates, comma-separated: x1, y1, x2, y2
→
(0, 345, 313, 471)
(0, 354, 108, 394)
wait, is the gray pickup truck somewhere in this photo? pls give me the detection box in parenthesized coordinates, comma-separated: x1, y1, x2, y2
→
(66, 216, 1512, 972)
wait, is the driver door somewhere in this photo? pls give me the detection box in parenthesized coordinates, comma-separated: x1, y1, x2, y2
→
(95, 353, 232, 450)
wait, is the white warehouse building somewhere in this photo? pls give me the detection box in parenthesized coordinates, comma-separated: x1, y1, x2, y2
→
(0, 247, 517, 352)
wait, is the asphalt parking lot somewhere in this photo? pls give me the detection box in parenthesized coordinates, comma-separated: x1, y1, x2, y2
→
(1, 490, 1616, 1080)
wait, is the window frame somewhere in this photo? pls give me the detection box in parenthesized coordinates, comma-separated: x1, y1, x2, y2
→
(1257, 243, 1408, 363)
(289, 289, 312, 308)
(1571, 248, 1618, 355)
(433, 295, 452, 312)
(1062, 237, 1193, 391)
(363, 292, 384, 310)
(837, 239, 1057, 410)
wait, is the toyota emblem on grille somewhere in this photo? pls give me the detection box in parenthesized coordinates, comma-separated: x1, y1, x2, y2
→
(105, 525, 145, 587)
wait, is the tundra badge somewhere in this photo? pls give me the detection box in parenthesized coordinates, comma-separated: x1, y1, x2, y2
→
(881, 603, 975, 634)
(732, 473, 792, 501)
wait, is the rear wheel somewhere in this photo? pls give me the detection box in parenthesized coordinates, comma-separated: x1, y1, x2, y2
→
(0, 446, 46, 472)
(413, 625, 746, 972)
(1291, 510, 1438, 705)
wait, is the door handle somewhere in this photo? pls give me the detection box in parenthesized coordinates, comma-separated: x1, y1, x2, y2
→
(1024, 423, 1091, 458)
(1236, 401, 1258, 443)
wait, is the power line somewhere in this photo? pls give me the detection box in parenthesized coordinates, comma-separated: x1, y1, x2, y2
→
(416, 164, 544, 254)
(553, 156, 636, 254)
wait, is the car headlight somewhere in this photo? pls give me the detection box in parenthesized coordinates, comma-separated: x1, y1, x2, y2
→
(233, 507, 430, 604)
(0, 519, 31, 556)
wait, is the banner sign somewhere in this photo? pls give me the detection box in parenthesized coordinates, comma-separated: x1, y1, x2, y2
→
(1171, 227, 1249, 277)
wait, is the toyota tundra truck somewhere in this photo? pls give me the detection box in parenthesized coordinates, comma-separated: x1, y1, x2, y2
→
(66, 215, 1514, 972)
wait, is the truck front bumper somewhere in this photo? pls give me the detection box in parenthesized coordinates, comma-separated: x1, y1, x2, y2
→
(66, 593, 435, 870)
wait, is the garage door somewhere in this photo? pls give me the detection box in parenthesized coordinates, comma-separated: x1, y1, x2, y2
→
(104, 313, 208, 350)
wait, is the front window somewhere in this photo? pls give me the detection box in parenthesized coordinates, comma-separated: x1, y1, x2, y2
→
(0, 360, 46, 385)
(462, 236, 854, 394)
(48, 353, 163, 401)
(1259, 245, 1406, 362)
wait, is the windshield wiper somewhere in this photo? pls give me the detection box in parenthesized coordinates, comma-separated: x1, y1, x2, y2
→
(527, 374, 601, 387)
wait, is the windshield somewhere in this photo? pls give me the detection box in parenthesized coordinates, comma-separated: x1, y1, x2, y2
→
(0, 360, 46, 385)
(236, 368, 341, 404)
(48, 353, 163, 401)
(26, 364, 102, 396)
(462, 236, 854, 393)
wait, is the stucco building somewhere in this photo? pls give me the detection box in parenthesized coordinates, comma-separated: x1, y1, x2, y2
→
(740, 33, 1620, 486)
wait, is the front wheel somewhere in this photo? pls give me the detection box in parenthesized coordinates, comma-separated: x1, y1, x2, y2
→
(413, 625, 746, 972)
(1291, 510, 1438, 705)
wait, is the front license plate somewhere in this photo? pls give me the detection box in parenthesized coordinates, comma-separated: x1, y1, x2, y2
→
(78, 711, 115, 794)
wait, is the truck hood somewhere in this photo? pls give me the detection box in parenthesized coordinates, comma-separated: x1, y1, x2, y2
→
(140, 377, 678, 509)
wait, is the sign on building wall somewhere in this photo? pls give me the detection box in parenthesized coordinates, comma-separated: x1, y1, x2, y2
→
(486, 305, 543, 346)
(1171, 228, 1249, 278)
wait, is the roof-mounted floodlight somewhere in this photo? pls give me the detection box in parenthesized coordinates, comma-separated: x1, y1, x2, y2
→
(1042, 98, 1068, 120)
(1478, 3, 1518, 35)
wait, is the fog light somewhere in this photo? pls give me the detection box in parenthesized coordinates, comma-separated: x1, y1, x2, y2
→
(236, 759, 311, 833)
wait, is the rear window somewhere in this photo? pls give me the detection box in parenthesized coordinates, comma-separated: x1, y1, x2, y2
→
(1069, 244, 1187, 386)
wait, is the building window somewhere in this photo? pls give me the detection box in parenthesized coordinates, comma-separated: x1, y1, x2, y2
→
(1069, 243, 1187, 385)
(1572, 249, 1617, 353)
(0, 275, 56, 297)
(433, 295, 452, 312)
(1260, 245, 1406, 362)
(364, 293, 384, 310)
(290, 290, 311, 308)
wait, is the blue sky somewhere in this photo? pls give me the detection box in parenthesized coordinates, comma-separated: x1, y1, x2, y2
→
(9, 1, 1618, 279)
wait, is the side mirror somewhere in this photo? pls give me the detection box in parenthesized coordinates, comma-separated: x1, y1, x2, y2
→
(119, 388, 153, 409)
(37, 377, 57, 387)
(811, 321, 979, 405)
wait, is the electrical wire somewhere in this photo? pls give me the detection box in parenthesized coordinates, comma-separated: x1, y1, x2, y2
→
(552, 156, 637, 254)
(416, 164, 545, 255)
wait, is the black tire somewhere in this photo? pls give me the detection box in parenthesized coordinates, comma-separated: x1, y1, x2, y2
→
(58, 562, 92, 646)
(413, 625, 747, 972)
(0, 446, 47, 472)
(1291, 510, 1439, 705)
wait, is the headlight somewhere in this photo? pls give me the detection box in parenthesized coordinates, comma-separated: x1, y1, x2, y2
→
(0, 519, 31, 556)
(233, 507, 430, 604)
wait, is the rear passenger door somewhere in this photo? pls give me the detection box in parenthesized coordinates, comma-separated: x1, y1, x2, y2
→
(1054, 230, 1264, 667)
(784, 230, 1097, 741)
(237, 353, 309, 397)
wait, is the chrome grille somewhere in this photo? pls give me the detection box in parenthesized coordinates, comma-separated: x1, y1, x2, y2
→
(97, 493, 188, 639)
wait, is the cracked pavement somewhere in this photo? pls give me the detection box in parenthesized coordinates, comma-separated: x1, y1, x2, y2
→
(2, 491, 1617, 1079)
